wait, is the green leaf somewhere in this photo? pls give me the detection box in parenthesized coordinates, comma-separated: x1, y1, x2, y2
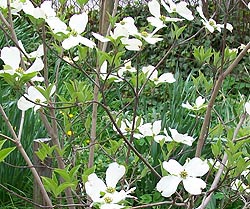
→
(76, 0, 88, 7)
(0, 140, 6, 150)
(69, 165, 81, 179)
(19, 72, 37, 84)
(55, 182, 76, 197)
(0, 147, 16, 162)
(211, 138, 222, 157)
(54, 168, 71, 182)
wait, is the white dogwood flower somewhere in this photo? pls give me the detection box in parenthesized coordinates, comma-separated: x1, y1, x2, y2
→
(138, 120, 170, 143)
(196, 6, 233, 33)
(161, 0, 194, 21)
(157, 158, 209, 197)
(0, 46, 44, 77)
(182, 96, 207, 111)
(85, 162, 135, 209)
(147, 0, 184, 29)
(22, 0, 56, 19)
(231, 179, 250, 194)
(113, 116, 143, 138)
(119, 60, 136, 74)
(165, 128, 195, 146)
(142, 65, 176, 85)
(100, 61, 123, 82)
(17, 85, 55, 111)
(61, 13, 96, 50)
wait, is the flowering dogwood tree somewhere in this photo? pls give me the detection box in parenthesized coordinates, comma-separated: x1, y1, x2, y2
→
(0, 0, 249, 209)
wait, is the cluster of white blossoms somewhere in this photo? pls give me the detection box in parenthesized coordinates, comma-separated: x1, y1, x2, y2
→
(113, 116, 195, 146)
(85, 162, 135, 209)
(99, 61, 176, 85)
(85, 159, 209, 208)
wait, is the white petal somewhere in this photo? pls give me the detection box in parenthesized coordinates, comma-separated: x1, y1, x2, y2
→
(142, 65, 155, 75)
(245, 102, 250, 115)
(154, 135, 167, 143)
(138, 123, 153, 136)
(32, 7, 46, 19)
(225, 23, 233, 32)
(28, 86, 46, 102)
(183, 177, 206, 195)
(100, 60, 108, 79)
(92, 32, 110, 42)
(195, 96, 205, 108)
(143, 36, 163, 44)
(1, 47, 20, 70)
(18, 40, 29, 58)
(152, 120, 161, 135)
(17, 96, 34, 111)
(62, 36, 79, 50)
(49, 84, 56, 96)
(156, 175, 181, 197)
(100, 204, 124, 209)
(111, 26, 129, 39)
(161, 0, 171, 13)
(85, 173, 106, 202)
(121, 38, 142, 51)
(158, 73, 176, 83)
(169, 128, 194, 146)
(148, 0, 161, 18)
(165, 17, 184, 22)
(176, 2, 194, 21)
(46, 17, 68, 34)
(31, 76, 44, 82)
(163, 159, 183, 175)
(78, 35, 96, 49)
(147, 16, 164, 28)
(22, 0, 35, 16)
(182, 101, 193, 110)
(184, 158, 209, 177)
(149, 70, 158, 81)
(196, 6, 206, 21)
(26, 58, 44, 73)
(248, 2, 250, 10)
(0, 0, 7, 8)
(40, 1, 56, 18)
(69, 13, 88, 34)
(111, 190, 128, 203)
(106, 162, 125, 188)
(29, 44, 44, 58)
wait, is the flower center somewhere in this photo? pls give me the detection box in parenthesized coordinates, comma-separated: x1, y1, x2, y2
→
(160, 15, 166, 22)
(16, 67, 24, 74)
(209, 19, 216, 27)
(104, 196, 113, 203)
(106, 187, 116, 193)
(125, 65, 132, 70)
(141, 31, 148, 37)
(180, 170, 188, 179)
(120, 20, 125, 25)
(71, 30, 78, 36)
(35, 98, 41, 103)
(125, 127, 131, 132)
